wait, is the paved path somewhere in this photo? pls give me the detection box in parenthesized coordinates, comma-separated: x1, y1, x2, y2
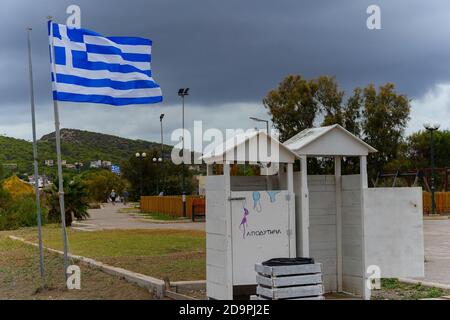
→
(72, 204, 204, 232)
(414, 219, 450, 286)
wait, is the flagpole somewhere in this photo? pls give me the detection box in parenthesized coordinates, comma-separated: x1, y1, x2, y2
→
(27, 27, 45, 281)
(48, 18, 69, 280)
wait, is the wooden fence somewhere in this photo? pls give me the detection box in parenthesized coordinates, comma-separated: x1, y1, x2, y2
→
(142, 193, 450, 217)
(423, 192, 450, 215)
(140, 195, 205, 218)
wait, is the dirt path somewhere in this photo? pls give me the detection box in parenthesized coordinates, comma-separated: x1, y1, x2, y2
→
(72, 203, 204, 232)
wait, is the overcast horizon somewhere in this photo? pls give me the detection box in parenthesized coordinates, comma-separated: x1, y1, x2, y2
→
(1, 0, 450, 146)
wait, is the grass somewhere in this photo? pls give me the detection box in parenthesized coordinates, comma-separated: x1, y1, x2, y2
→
(371, 278, 450, 300)
(0, 234, 155, 300)
(139, 212, 183, 221)
(4, 224, 206, 282)
(121, 207, 187, 221)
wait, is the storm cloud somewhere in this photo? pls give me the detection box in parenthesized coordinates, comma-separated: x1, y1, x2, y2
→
(0, 0, 449, 143)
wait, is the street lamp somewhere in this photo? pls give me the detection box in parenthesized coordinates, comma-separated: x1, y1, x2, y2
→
(160, 113, 165, 158)
(160, 113, 165, 194)
(423, 122, 440, 215)
(249, 116, 270, 135)
(152, 157, 163, 195)
(178, 88, 189, 217)
(135, 152, 147, 198)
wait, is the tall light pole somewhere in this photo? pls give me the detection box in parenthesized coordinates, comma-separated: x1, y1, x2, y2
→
(160, 114, 165, 194)
(135, 152, 146, 199)
(153, 157, 163, 195)
(160, 114, 165, 158)
(424, 122, 440, 215)
(250, 116, 270, 135)
(178, 88, 189, 217)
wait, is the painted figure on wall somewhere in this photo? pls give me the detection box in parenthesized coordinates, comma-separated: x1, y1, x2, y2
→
(253, 191, 262, 212)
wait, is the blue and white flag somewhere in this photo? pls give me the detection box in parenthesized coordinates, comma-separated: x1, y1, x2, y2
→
(48, 22, 162, 106)
(111, 165, 121, 175)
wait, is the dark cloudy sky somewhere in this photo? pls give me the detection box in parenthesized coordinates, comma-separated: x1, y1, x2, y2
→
(1, 0, 449, 146)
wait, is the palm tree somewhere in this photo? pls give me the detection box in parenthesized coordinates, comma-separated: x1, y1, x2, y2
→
(45, 176, 89, 226)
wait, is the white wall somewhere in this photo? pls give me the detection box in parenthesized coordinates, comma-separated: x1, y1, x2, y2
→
(205, 176, 229, 300)
(294, 173, 338, 293)
(309, 175, 338, 292)
(341, 175, 364, 296)
(230, 190, 292, 286)
(363, 187, 424, 279)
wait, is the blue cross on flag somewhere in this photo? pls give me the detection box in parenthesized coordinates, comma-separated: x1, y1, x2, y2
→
(48, 21, 162, 106)
(111, 165, 121, 175)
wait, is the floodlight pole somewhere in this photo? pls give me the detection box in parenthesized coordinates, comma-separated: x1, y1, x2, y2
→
(27, 27, 45, 281)
(160, 114, 164, 159)
(179, 89, 189, 217)
(160, 114, 165, 193)
(182, 94, 186, 216)
(430, 129, 436, 215)
(424, 123, 440, 215)
(250, 117, 270, 135)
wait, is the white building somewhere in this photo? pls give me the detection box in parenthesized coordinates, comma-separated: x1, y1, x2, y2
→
(202, 126, 424, 300)
(102, 160, 112, 168)
(90, 160, 102, 169)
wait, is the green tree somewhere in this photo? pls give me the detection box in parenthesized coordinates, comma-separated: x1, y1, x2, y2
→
(81, 169, 128, 203)
(45, 177, 89, 226)
(263, 75, 318, 142)
(312, 76, 345, 126)
(265, 75, 411, 181)
(264, 75, 358, 141)
(405, 130, 450, 169)
(343, 87, 363, 137)
(121, 148, 195, 199)
(362, 83, 411, 179)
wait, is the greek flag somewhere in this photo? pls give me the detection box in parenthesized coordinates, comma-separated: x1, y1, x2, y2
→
(48, 22, 162, 106)
(111, 165, 121, 175)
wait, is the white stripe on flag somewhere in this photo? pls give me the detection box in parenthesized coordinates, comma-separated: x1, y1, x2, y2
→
(53, 38, 87, 51)
(54, 37, 149, 71)
(87, 52, 150, 71)
(83, 35, 152, 54)
(54, 64, 153, 82)
(56, 82, 162, 98)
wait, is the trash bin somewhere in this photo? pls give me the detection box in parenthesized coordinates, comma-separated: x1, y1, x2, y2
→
(262, 257, 315, 266)
(255, 258, 324, 300)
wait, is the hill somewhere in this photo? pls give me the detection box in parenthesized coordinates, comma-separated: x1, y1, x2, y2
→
(40, 129, 163, 164)
(0, 129, 168, 175)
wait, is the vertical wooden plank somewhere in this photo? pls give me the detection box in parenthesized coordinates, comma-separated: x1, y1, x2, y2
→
(223, 163, 233, 299)
(286, 163, 296, 257)
(360, 155, 370, 300)
(300, 156, 310, 257)
(335, 156, 343, 292)
(207, 164, 213, 176)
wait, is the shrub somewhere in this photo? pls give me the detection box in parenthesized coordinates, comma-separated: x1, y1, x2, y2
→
(0, 192, 47, 231)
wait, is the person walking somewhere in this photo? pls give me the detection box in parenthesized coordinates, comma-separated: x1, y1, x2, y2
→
(122, 189, 129, 205)
(110, 189, 117, 206)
